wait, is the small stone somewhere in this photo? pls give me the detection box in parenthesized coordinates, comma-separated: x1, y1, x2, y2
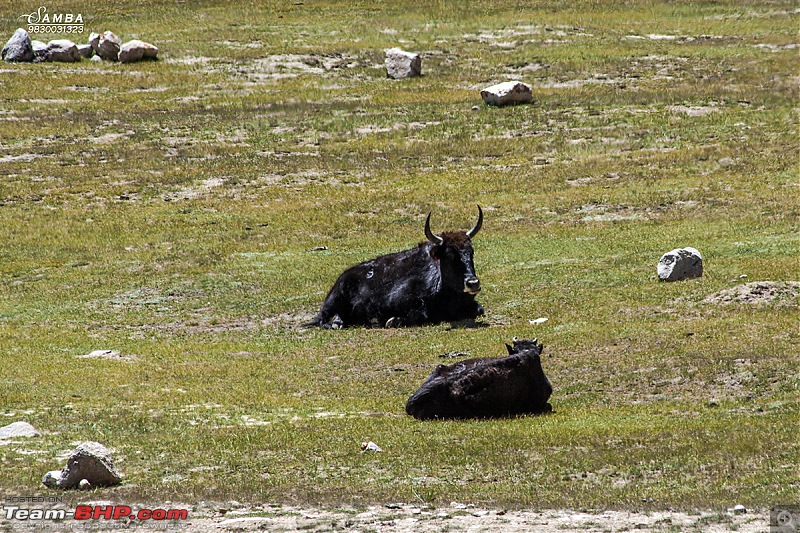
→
(657, 247, 703, 282)
(42, 470, 62, 488)
(0, 421, 40, 439)
(480, 80, 533, 106)
(733, 504, 746, 515)
(385, 48, 421, 79)
(78, 479, 92, 490)
(708, 399, 719, 407)
(2, 28, 35, 62)
(90, 55, 102, 63)
(360, 441, 382, 452)
(31, 40, 47, 60)
(529, 317, 549, 325)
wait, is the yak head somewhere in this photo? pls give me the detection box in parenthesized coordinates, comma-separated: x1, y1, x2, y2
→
(425, 205, 483, 295)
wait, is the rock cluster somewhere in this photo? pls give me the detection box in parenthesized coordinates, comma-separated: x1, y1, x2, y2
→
(2, 28, 157, 63)
(42, 441, 123, 490)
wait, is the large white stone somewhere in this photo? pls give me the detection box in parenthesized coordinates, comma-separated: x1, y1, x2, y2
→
(119, 39, 158, 63)
(385, 48, 421, 79)
(657, 247, 703, 281)
(2, 28, 34, 62)
(480, 80, 533, 106)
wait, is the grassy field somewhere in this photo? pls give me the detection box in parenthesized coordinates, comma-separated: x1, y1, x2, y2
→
(0, 0, 798, 513)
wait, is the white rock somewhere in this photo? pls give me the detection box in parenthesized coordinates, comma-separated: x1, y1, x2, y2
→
(480, 81, 533, 106)
(0, 421, 40, 439)
(2, 28, 34, 62)
(360, 441, 382, 452)
(733, 504, 747, 515)
(43, 40, 80, 62)
(657, 247, 703, 281)
(529, 317, 549, 325)
(78, 479, 92, 490)
(385, 48, 421, 79)
(42, 470, 62, 488)
(119, 39, 158, 63)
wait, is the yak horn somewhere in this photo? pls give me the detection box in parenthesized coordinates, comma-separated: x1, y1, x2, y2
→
(466, 205, 483, 238)
(424, 212, 444, 245)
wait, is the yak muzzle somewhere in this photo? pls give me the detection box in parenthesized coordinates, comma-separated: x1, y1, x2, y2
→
(464, 277, 481, 295)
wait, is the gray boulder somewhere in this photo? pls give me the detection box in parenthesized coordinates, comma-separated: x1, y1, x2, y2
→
(385, 48, 421, 79)
(119, 39, 158, 63)
(94, 31, 121, 61)
(0, 421, 40, 439)
(31, 40, 47, 61)
(2, 28, 35, 62)
(658, 247, 703, 281)
(480, 80, 533, 106)
(43, 40, 80, 62)
(42, 441, 123, 489)
(77, 43, 93, 58)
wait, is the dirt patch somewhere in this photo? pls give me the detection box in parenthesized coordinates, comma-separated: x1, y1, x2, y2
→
(704, 281, 800, 306)
(65, 503, 763, 532)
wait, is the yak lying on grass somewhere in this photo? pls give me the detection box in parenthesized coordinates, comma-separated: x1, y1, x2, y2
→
(307, 207, 485, 328)
(406, 338, 553, 420)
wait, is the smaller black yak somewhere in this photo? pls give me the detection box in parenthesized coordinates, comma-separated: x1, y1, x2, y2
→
(307, 207, 484, 328)
(405, 338, 553, 420)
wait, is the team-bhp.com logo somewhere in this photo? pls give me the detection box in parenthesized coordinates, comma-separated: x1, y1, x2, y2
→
(19, 6, 84, 34)
(3, 502, 188, 523)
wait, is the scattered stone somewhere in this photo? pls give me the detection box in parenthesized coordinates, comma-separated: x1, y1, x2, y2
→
(385, 48, 421, 79)
(90, 55, 102, 63)
(657, 247, 703, 282)
(77, 43, 93, 58)
(0, 421, 40, 439)
(707, 398, 719, 407)
(42, 441, 123, 489)
(119, 39, 158, 63)
(95, 31, 122, 61)
(78, 479, 92, 490)
(360, 441, 382, 452)
(2, 28, 35, 62)
(529, 317, 549, 325)
(733, 504, 747, 515)
(43, 40, 81, 62)
(480, 80, 533, 107)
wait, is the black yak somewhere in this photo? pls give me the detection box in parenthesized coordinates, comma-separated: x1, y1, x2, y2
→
(307, 207, 485, 328)
(405, 338, 553, 420)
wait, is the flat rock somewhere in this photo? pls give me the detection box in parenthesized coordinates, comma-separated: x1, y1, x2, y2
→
(2, 28, 34, 62)
(657, 247, 703, 281)
(385, 48, 421, 79)
(480, 80, 533, 106)
(43, 40, 80, 62)
(0, 421, 40, 439)
(42, 441, 123, 489)
(119, 39, 158, 63)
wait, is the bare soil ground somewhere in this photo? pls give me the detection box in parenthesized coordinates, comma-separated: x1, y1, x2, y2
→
(195, 505, 767, 532)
